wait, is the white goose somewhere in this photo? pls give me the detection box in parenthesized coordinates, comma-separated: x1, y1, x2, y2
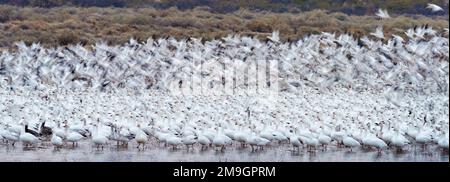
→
(135, 130, 148, 150)
(362, 133, 388, 153)
(66, 131, 84, 148)
(1, 129, 20, 146)
(197, 133, 211, 150)
(51, 134, 64, 150)
(212, 132, 227, 151)
(390, 127, 410, 151)
(437, 132, 449, 151)
(426, 3, 444, 12)
(181, 134, 197, 150)
(304, 136, 320, 152)
(53, 121, 67, 139)
(248, 134, 270, 151)
(415, 128, 433, 149)
(92, 124, 109, 150)
(318, 133, 331, 151)
(20, 130, 39, 148)
(343, 136, 360, 152)
(290, 136, 302, 152)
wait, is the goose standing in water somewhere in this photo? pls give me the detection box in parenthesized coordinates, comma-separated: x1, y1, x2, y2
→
(212, 128, 230, 151)
(290, 136, 302, 152)
(343, 136, 360, 152)
(166, 135, 182, 150)
(53, 121, 67, 139)
(197, 133, 211, 150)
(66, 131, 83, 148)
(92, 124, 109, 150)
(318, 133, 331, 151)
(1, 129, 20, 146)
(375, 8, 391, 19)
(20, 127, 39, 149)
(135, 129, 148, 150)
(390, 129, 410, 152)
(363, 134, 388, 153)
(51, 134, 64, 150)
(437, 131, 449, 152)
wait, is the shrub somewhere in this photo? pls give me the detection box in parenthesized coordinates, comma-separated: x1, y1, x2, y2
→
(247, 20, 272, 32)
(0, 5, 447, 48)
(57, 30, 79, 45)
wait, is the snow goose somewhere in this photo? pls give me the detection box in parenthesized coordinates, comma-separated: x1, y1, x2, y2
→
(1, 130, 20, 146)
(331, 130, 346, 147)
(8, 124, 22, 136)
(437, 132, 449, 151)
(68, 119, 90, 137)
(212, 133, 227, 151)
(66, 131, 83, 148)
(259, 128, 275, 141)
(92, 124, 109, 150)
(234, 129, 249, 147)
(166, 135, 182, 150)
(304, 136, 320, 152)
(343, 136, 360, 152)
(406, 124, 419, 139)
(375, 8, 390, 19)
(20, 131, 39, 148)
(318, 133, 331, 151)
(248, 134, 269, 151)
(290, 136, 302, 152)
(51, 134, 64, 150)
(53, 121, 67, 139)
(181, 135, 197, 150)
(390, 129, 410, 151)
(197, 133, 211, 150)
(272, 130, 288, 144)
(135, 130, 148, 150)
(370, 26, 385, 40)
(154, 131, 170, 146)
(256, 137, 271, 150)
(415, 128, 433, 150)
(426, 3, 444, 12)
(110, 126, 133, 147)
(362, 133, 388, 153)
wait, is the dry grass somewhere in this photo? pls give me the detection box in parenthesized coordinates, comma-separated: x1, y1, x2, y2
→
(0, 5, 448, 48)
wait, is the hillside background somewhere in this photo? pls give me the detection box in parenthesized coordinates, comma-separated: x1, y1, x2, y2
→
(1, 0, 448, 15)
(0, 0, 448, 48)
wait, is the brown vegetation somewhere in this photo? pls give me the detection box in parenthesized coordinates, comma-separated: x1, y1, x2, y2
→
(0, 5, 448, 48)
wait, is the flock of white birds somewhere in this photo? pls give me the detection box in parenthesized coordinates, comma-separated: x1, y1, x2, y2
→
(0, 5, 449, 160)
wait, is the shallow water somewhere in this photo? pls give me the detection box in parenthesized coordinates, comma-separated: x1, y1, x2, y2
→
(0, 140, 447, 162)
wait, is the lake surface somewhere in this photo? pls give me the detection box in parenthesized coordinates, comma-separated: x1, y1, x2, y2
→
(0, 139, 447, 162)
